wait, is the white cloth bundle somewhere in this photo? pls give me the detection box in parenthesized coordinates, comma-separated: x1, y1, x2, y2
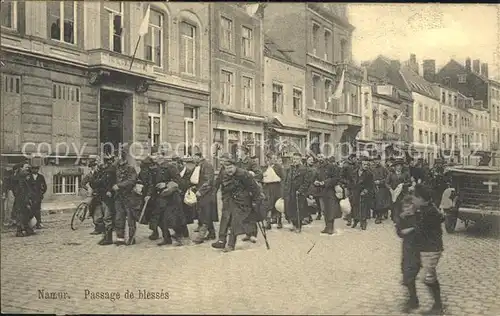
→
(334, 185, 344, 200)
(184, 188, 197, 206)
(275, 198, 285, 213)
(439, 188, 456, 210)
(180, 166, 187, 178)
(340, 198, 351, 216)
(190, 166, 201, 185)
(263, 166, 281, 183)
(391, 183, 404, 203)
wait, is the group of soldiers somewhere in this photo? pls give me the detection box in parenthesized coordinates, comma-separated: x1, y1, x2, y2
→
(77, 143, 451, 253)
(1, 162, 47, 236)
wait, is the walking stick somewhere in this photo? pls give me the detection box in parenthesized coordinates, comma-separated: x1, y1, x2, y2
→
(138, 197, 150, 224)
(256, 221, 270, 250)
(295, 191, 301, 232)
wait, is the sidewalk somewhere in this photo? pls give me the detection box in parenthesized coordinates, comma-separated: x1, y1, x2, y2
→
(41, 200, 81, 215)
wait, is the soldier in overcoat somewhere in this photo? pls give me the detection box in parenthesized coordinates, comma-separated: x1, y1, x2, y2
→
(261, 153, 284, 229)
(191, 153, 218, 244)
(111, 148, 137, 246)
(304, 155, 319, 224)
(310, 154, 342, 234)
(174, 156, 195, 237)
(386, 158, 412, 224)
(350, 156, 375, 230)
(148, 159, 185, 246)
(341, 154, 358, 226)
(96, 155, 117, 245)
(282, 152, 313, 232)
(27, 165, 47, 229)
(371, 155, 392, 224)
(213, 156, 263, 252)
(14, 162, 35, 237)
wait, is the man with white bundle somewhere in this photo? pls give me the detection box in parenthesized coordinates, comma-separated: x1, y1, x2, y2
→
(261, 153, 284, 229)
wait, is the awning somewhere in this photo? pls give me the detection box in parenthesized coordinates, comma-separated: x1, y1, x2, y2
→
(220, 111, 265, 122)
(272, 127, 308, 136)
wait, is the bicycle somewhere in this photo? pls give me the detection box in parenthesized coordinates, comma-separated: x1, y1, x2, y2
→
(71, 191, 95, 231)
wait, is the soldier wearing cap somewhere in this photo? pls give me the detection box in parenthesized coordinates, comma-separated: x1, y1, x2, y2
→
(136, 156, 156, 226)
(27, 163, 47, 229)
(110, 146, 137, 246)
(372, 155, 391, 224)
(350, 156, 375, 230)
(282, 152, 312, 232)
(174, 155, 195, 238)
(212, 153, 263, 252)
(386, 158, 412, 224)
(82, 155, 106, 235)
(96, 154, 117, 245)
(341, 153, 358, 226)
(13, 162, 35, 237)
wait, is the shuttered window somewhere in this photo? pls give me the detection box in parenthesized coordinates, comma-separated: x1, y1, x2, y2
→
(52, 82, 81, 151)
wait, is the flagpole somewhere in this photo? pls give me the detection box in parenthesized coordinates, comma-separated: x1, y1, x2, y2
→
(129, 36, 141, 71)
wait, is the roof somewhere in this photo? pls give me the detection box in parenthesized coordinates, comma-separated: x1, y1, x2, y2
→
(263, 34, 302, 68)
(443, 59, 489, 82)
(365, 55, 413, 102)
(400, 66, 439, 100)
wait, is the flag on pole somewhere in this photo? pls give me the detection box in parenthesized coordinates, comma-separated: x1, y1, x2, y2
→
(245, 3, 261, 17)
(393, 111, 403, 125)
(138, 4, 151, 37)
(329, 70, 345, 101)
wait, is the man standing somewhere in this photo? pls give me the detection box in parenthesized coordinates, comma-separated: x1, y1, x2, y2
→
(371, 155, 391, 224)
(350, 156, 374, 230)
(282, 152, 312, 232)
(212, 155, 263, 253)
(81, 156, 105, 235)
(387, 159, 412, 224)
(111, 148, 137, 246)
(236, 146, 262, 242)
(14, 162, 35, 237)
(341, 154, 358, 226)
(261, 153, 284, 230)
(27, 165, 47, 229)
(191, 153, 218, 244)
(175, 156, 194, 238)
(96, 154, 117, 246)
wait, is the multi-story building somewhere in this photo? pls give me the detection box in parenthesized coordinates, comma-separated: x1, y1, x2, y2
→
(431, 84, 463, 163)
(1, 1, 211, 201)
(399, 64, 440, 164)
(262, 3, 363, 158)
(457, 95, 473, 165)
(262, 34, 307, 162)
(358, 72, 373, 144)
(210, 3, 264, 165)
(364, 56, 414, 156)
(468, 103, 491, 165)
(489, 79, 500, 166)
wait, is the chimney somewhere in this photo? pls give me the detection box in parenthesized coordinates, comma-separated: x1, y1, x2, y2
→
(465, 58, 471, 72)
(481, 63, 489, 78)
(422, 59, 436, 82)
(409, 54, 419, 74)
(472, 59, 480, 73)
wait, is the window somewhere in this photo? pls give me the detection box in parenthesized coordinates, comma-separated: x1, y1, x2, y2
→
(180, 22, 196, 74)
(293, 88, 303, 117)
(364, 92, 369, 109)
(392, 115, 398, 133)
(147, 102, 163, 153)
(418, 129, 423, 143)
(220, 70, 233, 106)
(3, 74, 20, 94)
(53, 175, 80, 195)
(184, 107, 197, 157)
(272, 83, 283, 114)
(382, 112, 388, 132)
(418, 103, 423, 120)
(242, 76, 253, 110)
(434, 132, 438, 144)
(454, 114, 458, 128)
(448, 113, 452, 127)
(324, 133, 332, 156)
(453, 95, 457, 106)
(448, 93, 452, 105)
(1, 1, 17, 29)
(48, 1, 76, 44)
(104, 1, 124, 53)
(430, 108, 434, 123)
(424, 131, 429, 144)
(324, 79, 332, 110)
(430, 132, 434, 144)
(312, 74, 320, 108)
(405, 104, 410, 117)
(424, 106, 429, 121)
(441, 91, 446, 103)
(448, 134, 452, 149)
(312, 23, 320, 55)
(309, 132, 321, 155)
(458, 74, 466, 83)
(213, 129, 225, 170)
(242, 26, 253, 58)
(52, 82, 81, 147)
(324, 29, 331, 61)
(340, 39, 347, 62)
(442, 111, 446, 125)
(442, 134, 446, 148)
(145, 9, 163, 67)
(220, 16, 232, 50)
(373, 110, 378, 131)
(2, 74, 22, 152)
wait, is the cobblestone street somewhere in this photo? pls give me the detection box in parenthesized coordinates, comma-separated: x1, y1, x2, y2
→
(1, 212, 499, 315)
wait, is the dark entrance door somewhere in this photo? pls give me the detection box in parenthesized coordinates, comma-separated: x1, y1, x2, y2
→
(100, 109, 123, 155)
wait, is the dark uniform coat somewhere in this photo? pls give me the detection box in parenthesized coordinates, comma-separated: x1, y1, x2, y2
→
(351, 168, 375, 221)
(371, 164, 392, 210)
(310, 161, 342, 221)
(149, 163, 185, 229)
(218, 168, 263, 236)
(386, 170, 412, 224)
(237, 156, 263, 181)
(13, 171, 34, 220)
(192, 159, 218, 224)
(282, 164, 313, 222)
(93, 165, 116, 205)
(27, 172, 47, 209)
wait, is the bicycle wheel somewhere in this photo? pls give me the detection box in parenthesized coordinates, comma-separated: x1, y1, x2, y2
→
(71, 202, 89, 230)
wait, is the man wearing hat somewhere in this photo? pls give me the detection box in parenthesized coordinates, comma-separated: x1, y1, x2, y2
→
(111, 146, 137, 246)
(174, 156, 195, 238)
(12, 162, 35, 236)
(282, 152, 312, 232)
(27, 164, 47, 229)
(341, 154, 358, 226)
(191, 152, 218, 244)
(371, 155, 391, 224)
(81, 156, 106, 235)
(386, 158, 412, 224)
(212, 153, 263, 252)
(350, 156, 375, 230)
(96, 154, 118, 245)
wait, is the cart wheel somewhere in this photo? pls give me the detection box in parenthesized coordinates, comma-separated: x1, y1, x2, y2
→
(71, 202, 89, 231)
(444, 214, 457, 233)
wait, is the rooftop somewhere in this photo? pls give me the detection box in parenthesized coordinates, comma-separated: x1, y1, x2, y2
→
(263, 34, 302, 68)
(400, 66, 439, 100)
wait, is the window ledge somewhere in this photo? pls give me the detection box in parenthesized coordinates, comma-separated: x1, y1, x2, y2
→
(219, 48, 236, 56)
(241, 56, 255, 63)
